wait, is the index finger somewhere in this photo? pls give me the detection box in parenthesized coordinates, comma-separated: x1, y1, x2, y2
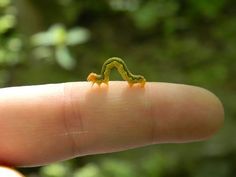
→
(0, 82, 224, 166)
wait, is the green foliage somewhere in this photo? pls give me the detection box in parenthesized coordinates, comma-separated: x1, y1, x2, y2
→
(100, 159, 137, 177)
(73, 164, 102, 177)
(0, 1, 19, 61)
(1, 0, 235, 176)
(40, 163, 69, 177)
(31, 24, 89, 46)
(131, 0, 179, 30)
(31, 24, 90, 69)
(189, 0, 226, 18)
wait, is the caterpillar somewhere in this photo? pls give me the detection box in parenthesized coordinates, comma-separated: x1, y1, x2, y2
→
(87, 57, 146, 87)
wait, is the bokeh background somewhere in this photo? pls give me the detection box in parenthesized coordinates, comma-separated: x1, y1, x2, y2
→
(0, 0, 235, 176)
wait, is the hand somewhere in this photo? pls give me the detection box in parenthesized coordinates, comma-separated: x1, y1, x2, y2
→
(0, 82, 224, 175)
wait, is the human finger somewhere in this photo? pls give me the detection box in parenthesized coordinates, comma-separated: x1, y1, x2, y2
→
(0, 81, 224, 166)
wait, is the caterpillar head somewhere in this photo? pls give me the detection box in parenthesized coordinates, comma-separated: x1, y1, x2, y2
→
(87, 73, 98, 83)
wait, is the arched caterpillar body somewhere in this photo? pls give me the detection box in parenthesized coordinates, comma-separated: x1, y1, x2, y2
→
(87, 57, 146, 87)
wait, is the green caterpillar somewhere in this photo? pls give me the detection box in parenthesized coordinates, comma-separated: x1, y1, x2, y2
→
(87, 57, 146, 87)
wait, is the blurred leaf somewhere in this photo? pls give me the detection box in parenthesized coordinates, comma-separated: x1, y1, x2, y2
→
(31, 24, 67, 46)
(73, 164, 102, 177)
(31, 24, 89, 46)
(32, 46, 52, 59)
(0, 0, 10, 8)
(55, 45, 76, 70)
(31, 31, 55, 46)
(141, 153, 167, 177)
(67, 27, 90, 45)
(7, 37, 22, 51)
(0, 48, 19, 65)
(40, 163, 68, 177)
(0, 14, 16, 33)
(50, 24, 67, 46)
(101, 159, 137, 177)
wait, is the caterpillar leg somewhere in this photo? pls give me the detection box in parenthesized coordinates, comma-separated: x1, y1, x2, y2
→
(97, 82, 102, 87)
(90, 81, 95, 87)
(103, 81, 109, 87)
(140, 82, 145, 88)
(128, 82, 134, 87)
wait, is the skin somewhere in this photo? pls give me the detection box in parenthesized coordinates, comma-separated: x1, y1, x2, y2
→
(0, 81, 224, 174)
(0, 166, 24, 177)
(87, 57, 146, 87)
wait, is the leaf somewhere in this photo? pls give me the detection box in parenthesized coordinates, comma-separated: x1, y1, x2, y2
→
(49, 24, 67, 46)
(55, 45, 76, 70)
(101, 159, 137, 177)
(31, 24, 67, 46)
(40, 163, 68, 177)
(73, 164, 102, 177)
(32, 46, 52, 59)
(0, 0, 10, 7)
(0, 15, 16, 33)
(31, 31, 55, 46)
(67, 27, 90, 45)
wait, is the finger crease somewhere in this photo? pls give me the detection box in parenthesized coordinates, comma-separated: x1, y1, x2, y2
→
(62, 83, 83, 156)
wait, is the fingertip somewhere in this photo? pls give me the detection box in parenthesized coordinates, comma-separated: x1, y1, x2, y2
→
(148, 83, 224, 143)
(0, 166, 24, 177)
(195, 87, 224, 139)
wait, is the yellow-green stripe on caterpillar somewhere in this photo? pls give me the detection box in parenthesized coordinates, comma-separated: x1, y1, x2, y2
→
(87, 57, 146, 87)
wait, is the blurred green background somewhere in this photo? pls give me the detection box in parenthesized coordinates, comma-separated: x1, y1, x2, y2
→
(0, 0, 235, 176)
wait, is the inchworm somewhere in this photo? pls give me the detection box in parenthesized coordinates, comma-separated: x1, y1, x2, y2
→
(87, 57, 146, 87)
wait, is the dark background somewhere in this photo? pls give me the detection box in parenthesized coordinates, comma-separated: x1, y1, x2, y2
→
(0, 0, 235, 176)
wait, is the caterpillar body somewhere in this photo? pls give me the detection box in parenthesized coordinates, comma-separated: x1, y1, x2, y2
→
(87, 57, 146, 87)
